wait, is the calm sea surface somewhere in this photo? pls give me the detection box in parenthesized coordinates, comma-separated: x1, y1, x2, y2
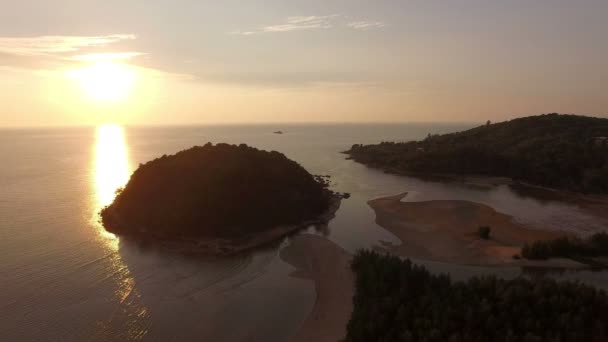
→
(1, 124, 607, 341)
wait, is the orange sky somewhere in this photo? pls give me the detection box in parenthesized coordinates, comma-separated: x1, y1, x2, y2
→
(0, 1, 606, 126)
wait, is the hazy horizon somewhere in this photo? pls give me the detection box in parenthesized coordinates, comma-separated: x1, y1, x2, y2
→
(0, 118, 519, 129)
(1, 0, 607, 127)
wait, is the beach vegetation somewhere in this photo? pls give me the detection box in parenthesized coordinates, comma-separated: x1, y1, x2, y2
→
(346, 250, 608, 342)
(478, 226, 491, 239)
(522, 233, 608, 260)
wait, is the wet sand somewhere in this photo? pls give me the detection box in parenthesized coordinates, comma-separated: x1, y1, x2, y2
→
(369, 193, 585, 267)
(280, 234, 354, 342)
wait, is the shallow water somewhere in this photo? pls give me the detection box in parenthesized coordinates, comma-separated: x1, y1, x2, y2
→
(1, 124, 607, 341)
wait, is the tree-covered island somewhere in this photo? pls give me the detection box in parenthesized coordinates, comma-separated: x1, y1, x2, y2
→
(101, 143, 341, 255)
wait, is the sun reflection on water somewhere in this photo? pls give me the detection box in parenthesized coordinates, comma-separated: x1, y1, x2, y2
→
(91, 124, 149, 340)
(92, 124, 131, 244)
(95, 124, 131, 207)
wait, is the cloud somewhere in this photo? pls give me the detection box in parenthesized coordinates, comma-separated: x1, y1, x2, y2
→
(347, 21, 386, 30)
(231, 15, 385, 35)
(263, 15, 339, 33)
(0, 34, 136, 57)
(231, 15, 338, 35)
(0, 34, 142, 71)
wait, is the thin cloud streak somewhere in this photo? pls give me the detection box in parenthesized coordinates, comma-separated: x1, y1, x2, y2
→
(231, 15, 385, 35)
(0, 34, 144, 72)
(263, 15, 338, 32)
(347, 21, 386, 30)
(0, 34, 136, 57)
(231, 15, 338, 35)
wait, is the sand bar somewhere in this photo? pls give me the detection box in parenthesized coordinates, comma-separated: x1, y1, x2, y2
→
(280, 234, 354, 342)
(369, 193, 585, 267)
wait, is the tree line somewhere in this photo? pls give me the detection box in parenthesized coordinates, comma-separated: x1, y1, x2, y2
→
(346, 250, 608, 342)
(346, 114, 608, 194)
(522, 232, 608, 260)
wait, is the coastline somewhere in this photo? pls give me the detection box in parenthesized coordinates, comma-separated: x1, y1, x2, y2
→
(343, 156, 515, 188)
(280, 234, 354, 342)
(368, 192, 587, 268)
(345, 150, 608, 194)
(104, 194, 343, 257)
(280, 192, 604, 342)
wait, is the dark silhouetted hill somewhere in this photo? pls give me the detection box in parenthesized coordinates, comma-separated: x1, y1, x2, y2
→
(345, 114, 608, 193)
(101, 143, 335, 239)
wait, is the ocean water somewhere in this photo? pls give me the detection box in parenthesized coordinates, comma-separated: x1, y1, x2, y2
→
(1, 124, 607, 341)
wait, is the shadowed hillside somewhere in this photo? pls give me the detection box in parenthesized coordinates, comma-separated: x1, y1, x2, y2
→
(345, 114, 608, 193)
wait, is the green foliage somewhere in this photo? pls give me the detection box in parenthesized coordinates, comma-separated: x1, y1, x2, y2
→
(346, 114, 608, 193)
(346, 250, 608, 342)
(478, 226, 491, 239)
(101, 143, 333, 238)
(522, 232, 608, 260)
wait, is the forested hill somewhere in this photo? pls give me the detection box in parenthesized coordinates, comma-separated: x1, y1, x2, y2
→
(101, 143, 335, 239)
(345, 114, 608, 193)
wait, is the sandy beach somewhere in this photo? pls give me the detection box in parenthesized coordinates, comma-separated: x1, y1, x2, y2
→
(280, 234, 354, 342)
(369, 193, 585, 267)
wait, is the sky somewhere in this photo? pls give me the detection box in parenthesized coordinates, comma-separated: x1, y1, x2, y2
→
(0, 0, 607, 126)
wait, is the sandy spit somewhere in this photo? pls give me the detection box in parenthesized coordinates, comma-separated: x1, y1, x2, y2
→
(369, 192, 585, 268)
(280, 234, 354, 342)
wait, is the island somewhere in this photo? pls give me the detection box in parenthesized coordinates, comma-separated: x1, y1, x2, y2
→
(345, 114, 608, 193)
(100, 143, 342, 255)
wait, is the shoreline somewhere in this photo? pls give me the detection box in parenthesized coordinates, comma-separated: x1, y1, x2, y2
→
(104, 194, 343, 257)
(344, 151, 608, 196)
(280, 234, 354, 342)
(282, 192, 605, 341)
(368, 192, 588, 268)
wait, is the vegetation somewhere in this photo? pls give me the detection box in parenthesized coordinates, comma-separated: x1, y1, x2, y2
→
(478, 226, 491, 240)
(101, 143, 335, 239)
(522, 232, 608, 260)
(345, 114, 608, 193)
(346, 250, 608, 342)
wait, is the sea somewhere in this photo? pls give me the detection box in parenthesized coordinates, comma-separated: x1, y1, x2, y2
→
(2, 124, 608, 341)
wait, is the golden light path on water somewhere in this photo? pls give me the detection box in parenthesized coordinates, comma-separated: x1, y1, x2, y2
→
(92, 124, 149, 340)
(95, 124, 131, 208)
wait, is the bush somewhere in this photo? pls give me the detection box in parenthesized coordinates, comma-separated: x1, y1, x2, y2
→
(522, 233, 608, 260)
(478, 226, 491, 239)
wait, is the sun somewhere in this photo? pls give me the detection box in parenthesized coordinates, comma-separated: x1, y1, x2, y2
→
(68, 60, 136, 102)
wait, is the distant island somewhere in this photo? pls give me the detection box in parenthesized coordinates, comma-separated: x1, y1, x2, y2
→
(345, 114, 608, 193)
(101, 143, 341, 255)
